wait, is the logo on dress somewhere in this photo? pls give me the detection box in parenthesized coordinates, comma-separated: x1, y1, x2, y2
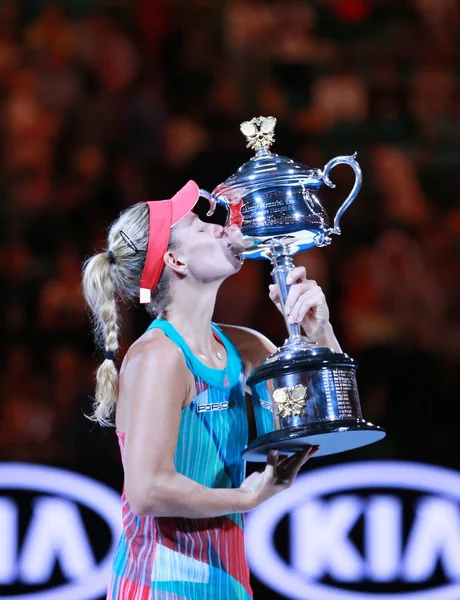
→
(259, 400, 273, 412)
(196, 399, 236, 413)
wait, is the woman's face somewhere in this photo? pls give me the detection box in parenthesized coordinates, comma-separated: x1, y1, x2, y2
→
(171, 211, 245, 283)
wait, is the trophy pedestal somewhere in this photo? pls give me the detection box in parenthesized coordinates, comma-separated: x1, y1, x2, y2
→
(243, 347, 386, 462)
(242, 419, 385, 462)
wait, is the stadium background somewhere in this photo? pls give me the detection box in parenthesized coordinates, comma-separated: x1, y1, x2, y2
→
(1, 1, 460, 598)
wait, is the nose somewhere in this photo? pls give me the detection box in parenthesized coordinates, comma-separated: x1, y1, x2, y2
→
(212, 223, 225, 238)
(223, 223, 243, 240)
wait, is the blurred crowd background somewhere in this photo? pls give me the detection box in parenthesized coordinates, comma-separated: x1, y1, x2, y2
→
(1, 0, 460, 475)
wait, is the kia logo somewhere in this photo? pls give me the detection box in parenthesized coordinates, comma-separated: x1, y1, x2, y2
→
(0, 463, 122, 600)
(246, 461, 460, 600)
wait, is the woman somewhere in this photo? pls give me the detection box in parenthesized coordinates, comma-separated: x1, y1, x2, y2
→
(82, 180, 342, 600)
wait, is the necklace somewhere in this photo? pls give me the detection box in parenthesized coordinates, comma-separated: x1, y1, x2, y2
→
(188, 343, 225, 362)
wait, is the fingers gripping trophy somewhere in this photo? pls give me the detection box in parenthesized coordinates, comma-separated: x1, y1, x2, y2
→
(212, 116, 386, 461)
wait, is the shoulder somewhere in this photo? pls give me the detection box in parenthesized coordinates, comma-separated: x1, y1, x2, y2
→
(120, 328, 188, 377)
(217, 324, 277, 371)
(116, 329, 193, 431)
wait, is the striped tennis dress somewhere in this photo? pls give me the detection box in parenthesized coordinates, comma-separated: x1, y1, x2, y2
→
(107, 319, 253, 600)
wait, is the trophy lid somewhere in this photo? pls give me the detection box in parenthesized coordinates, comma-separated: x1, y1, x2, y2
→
(212, 115, 362, 258)
(213, 116, 323, 204)
(212, 116, 330, 257)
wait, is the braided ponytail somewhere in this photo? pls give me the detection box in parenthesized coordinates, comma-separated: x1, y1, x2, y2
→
(82, 202, 180, 426)
(82, 252, 120, 426)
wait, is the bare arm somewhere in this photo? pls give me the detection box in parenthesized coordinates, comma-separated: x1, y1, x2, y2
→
(219, 323, 277, 379)
(121, 331, 317, 518)
(120, 336, 255, 518)
(309, 320, 342, 352)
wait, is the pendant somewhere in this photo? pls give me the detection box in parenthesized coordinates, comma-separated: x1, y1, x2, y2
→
(216, 352, 224, 361)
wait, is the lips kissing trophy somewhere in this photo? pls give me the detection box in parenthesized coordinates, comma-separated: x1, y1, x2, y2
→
(212, 116, 386, 461)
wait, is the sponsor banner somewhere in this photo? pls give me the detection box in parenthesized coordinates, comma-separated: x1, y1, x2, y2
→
(0, 463, 122, 600)
(246, 461, 460, 600)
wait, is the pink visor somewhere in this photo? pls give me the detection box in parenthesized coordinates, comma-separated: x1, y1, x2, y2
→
(139, 180, 200, 303)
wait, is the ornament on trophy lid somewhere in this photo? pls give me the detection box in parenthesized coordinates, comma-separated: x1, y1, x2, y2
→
(240, 116, 277, 151)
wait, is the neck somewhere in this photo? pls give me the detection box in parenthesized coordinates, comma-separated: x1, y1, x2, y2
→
(164, 279, 222, 354)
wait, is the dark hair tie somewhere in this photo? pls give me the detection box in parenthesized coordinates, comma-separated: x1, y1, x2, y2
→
(104, 350, 116, 361)
(107, 250, 117, 265)
(120, 230, 139, 254)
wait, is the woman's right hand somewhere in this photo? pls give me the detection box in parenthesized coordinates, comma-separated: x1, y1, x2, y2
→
(239, 446, 319, 509)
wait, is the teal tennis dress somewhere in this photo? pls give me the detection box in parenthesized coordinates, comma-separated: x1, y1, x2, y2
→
(107, 319, 253, 600)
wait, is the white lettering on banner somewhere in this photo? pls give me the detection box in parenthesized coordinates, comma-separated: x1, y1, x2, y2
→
(0, 462, 122, 600)
(245, 461, 460, 600)
(365, 495, 402, 582)
(19, 498, 95, 584)
(402, 497, 460, 581)
(292, 496, 365, 581)
(0, 498, 17, 584)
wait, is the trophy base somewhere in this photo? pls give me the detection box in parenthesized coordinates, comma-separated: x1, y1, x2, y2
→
(241, 419, 386, 462)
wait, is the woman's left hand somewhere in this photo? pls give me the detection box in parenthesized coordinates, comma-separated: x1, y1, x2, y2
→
(269, 266, 330, 339)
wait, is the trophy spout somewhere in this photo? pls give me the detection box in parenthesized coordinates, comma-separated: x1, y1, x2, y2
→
(321, 152, 362, 236)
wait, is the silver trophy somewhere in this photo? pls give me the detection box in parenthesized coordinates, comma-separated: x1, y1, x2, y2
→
(212, 116, 385, 461)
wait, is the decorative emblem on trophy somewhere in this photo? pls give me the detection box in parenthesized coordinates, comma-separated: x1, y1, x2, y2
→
(273, 385, 308, 419)
(212, 116, 386, 461)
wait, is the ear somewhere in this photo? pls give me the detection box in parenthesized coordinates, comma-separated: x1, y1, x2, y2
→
(163, 250, 187, 276)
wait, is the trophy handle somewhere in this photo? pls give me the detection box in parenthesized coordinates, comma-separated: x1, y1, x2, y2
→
(199, 189, 218, 217)
(322, 152, 362, 235)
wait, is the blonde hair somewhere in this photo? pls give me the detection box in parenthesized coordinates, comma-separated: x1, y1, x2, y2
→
(82, 202, 179, 426)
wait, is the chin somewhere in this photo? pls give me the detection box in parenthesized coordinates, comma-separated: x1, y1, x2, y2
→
(229, 253, 244, 272)
(230, 262, 243, 276)
(218, 258, 242, 281)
